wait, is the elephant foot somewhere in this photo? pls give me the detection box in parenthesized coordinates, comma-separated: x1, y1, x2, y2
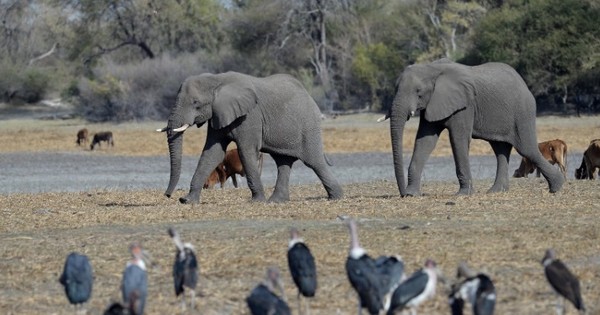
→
(404, 186, 421, 197)
(327, 187, 344, 200)
(548, 175, 564, 193)
(179, 193, 200, 204)
(456, 185, 474, 195)
(251, 194, 267, 202)
(486, 184, 508, 194)
(268, 194, 289, 203)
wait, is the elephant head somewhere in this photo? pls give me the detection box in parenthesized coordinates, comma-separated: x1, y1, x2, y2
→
(389, 62, 475, 196)
(160, 73, 258, 197)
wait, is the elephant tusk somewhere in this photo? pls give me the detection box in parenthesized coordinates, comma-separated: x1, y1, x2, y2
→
(172, 124, 190, 133)
(377, 115, 389, 123)
(156, 127, 168, 132)
(410, 110, 415, 117)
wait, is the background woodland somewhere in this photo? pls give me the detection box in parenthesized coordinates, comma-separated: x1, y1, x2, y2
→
(1, 0, 599, 121)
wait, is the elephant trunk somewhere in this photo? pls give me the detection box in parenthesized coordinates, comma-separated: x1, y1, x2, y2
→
(165, 124, 184, 198)
(390, 114, 407, 197)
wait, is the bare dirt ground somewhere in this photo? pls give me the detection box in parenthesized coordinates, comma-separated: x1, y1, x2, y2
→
(0, 113, 599, 315)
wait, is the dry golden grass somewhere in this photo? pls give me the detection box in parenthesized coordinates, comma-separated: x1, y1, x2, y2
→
(0, 179, 599, 315)
(1, 114, 600, 315)
(0, 114, 599, 156)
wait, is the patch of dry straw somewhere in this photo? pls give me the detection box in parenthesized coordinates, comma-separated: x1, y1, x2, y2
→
(0, 178, 599, 314)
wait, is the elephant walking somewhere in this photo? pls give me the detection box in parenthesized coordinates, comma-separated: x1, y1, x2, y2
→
(160, 72, 343, 204)
(384, 59, 564, 196)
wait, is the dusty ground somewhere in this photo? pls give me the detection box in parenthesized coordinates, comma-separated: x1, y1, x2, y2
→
(0, 114, 599, 315)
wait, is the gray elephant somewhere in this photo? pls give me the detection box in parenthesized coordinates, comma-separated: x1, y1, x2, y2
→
(159, 72, 343, 204)
(382, 59, 564, 196)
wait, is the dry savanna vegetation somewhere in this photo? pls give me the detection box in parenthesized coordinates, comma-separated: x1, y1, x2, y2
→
(0, 114, 599, 315)
(0, 114, 599, 156)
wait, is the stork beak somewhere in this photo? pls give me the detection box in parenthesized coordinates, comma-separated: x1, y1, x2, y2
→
(141, 249, 156, 269)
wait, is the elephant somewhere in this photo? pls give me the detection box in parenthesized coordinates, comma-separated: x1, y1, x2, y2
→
(76, 128, 89, 146)
(575, 139, 600, 180)
(382, 59, 564, 196)
(90, 131, 114, 150)
(513, 139, 567, 179)
(159, 71, 343, 204)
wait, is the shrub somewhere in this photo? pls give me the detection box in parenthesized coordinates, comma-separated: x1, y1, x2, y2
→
(76, 53, 210, 122)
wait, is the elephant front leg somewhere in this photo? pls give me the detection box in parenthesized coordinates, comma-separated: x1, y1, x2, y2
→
(181, 142, 227, 204)
(406, 120, 443, 196)
(488, 141, 512, 193)
(269, 154, 297, 203)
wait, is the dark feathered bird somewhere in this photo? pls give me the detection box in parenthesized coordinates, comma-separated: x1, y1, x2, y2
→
(287, 227, 317, 315)
(542, 249, 585, 315)
(121, 242, 149, 315)
(387, 259, 438, 315)
(247, 267, 291, 315)
(448, 262, 496, 315)
(59, 252, 93, 311)
(345, 219, 404, 315)
(168, 227, 199, 311)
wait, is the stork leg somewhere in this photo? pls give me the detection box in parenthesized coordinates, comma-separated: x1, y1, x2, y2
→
(357, 298, 363, 315)
(305, 296, 310, 315)
(553, 295, 564, 315)
(189, 289, 196, 310)
(297, 292, 302, 315)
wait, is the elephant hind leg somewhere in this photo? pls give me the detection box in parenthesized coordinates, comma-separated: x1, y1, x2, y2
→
(303, 154, 343, 200)
(516, 143, 564, 193)
(488, 141, 512, 193)
(269, 154, 296, 203)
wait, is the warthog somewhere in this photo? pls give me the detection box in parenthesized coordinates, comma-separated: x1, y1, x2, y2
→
(90, 131, 114, 150)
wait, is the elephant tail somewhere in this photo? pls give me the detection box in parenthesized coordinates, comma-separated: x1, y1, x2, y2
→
(324, 154, 334, 166)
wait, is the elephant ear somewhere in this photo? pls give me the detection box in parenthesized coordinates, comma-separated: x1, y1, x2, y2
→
(211, 82, 258, 129)
(424, 70, 475, 122)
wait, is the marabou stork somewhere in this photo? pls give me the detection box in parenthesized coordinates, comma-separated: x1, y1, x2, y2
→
(542, 249, 585, 315)
(345, 219, 404, 315)
(246, 267, 291, 315)
(287, 227, 317, 315)
(168, 227, 199, 310)
(448, 262, 496, 315)
(59, 252, 93, 312)
(121, 242, 150, 315)
(387, 259, 439, 315)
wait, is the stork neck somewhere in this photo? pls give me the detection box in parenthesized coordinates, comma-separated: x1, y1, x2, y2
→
(288, 238, 304, 249)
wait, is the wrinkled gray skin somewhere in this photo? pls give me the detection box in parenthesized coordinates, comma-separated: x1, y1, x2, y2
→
(388, 59, 564, 196)
(163, 72, 343, 204)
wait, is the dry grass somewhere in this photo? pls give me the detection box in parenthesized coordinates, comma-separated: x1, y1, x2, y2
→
(1, 114, 600, 315)
(0, 179, 599, 315)
(1, 114, 599, 156)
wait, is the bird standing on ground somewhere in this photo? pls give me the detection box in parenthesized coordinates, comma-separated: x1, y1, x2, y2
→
(168, 227, 199, 311)
(387, 259, 439, 315)
(246, 267, 291, 315)
(121, 242, 150, 315)
(542, 249, 585, 315)
(287, 227, 317, 315)
(448, 262, 496, 315)
(59, 252, 93, 313)
(345, 218, 404, 315)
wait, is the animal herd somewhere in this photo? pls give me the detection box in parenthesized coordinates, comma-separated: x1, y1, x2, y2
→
(76, 128, 115, 150)
(58, 220, 587, 315)
(512, 138, 600, 181)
